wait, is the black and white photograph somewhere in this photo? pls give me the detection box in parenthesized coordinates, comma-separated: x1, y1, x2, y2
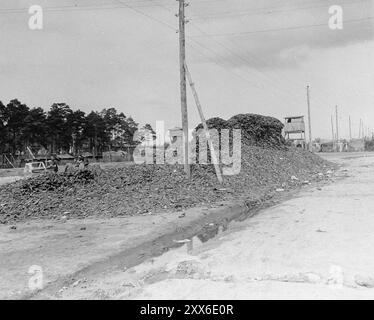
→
(0, 0, 374, 304)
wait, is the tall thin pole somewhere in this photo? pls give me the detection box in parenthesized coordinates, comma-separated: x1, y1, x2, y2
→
(178, 0, 190, 178)
(185, 63, 223, 183)
(331, 115, 335, 143)
(361, 120, 366, 139)
(359, 119, 362, 138)
(335, 105, 339, 143)
(361, 119, 364, 139)
(362, 120, 364, 139)
(306, 85, 312, 151)
(349, 116, 352, 141)
(363, 122, 365, 139)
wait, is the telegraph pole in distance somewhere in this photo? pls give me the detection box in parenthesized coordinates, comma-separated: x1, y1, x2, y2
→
(306, 85, 312, 151)
(360, 119, 364, 139)
(331, 115, 335, 143)
(178, 0, 190, 179)
(361, 120, 364, 138)
(349, 116, 352, 141)
(335, 105, 339, 143)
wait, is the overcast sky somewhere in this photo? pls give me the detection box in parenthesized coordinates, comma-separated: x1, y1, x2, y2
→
(0, 0, 373, 139)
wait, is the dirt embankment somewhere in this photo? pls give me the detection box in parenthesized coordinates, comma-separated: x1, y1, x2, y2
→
(0, 114, 334, 224)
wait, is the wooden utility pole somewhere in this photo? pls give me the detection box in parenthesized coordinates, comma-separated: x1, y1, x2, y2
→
(362, 120, 364, 138)
(360, 119, 364, 139)
(185, 62, 223, 183)
(178, 0, 190, 178)
(363, 122, 365, 138)
(364, 125, 366, 139)
(349, 116, 352, 141)
(331, 115, 335, 143)
(335, 105, 339, 143)
(359, 119, 362, 138)
(306, 85, 312, 151)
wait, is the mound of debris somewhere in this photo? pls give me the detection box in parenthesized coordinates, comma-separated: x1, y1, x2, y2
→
(365, 140, 374, 151)
(0, 114, 334, 224)
(227, 114, 285, 148)
(19, 169, 97, 193)
(195, 113, 286, 149)
(194, 113, 286, 164)
(195, 117, 229, 132)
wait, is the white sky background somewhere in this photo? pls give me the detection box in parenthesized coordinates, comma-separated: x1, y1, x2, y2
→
(0, 0, 374, 140)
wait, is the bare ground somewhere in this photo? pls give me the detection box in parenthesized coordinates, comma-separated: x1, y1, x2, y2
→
(74, 152, 374, 300)
(14, 152, 373, 300)
(0, 170, 334, 299)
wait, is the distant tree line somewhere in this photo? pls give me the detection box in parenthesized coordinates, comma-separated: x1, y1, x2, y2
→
(0, 99, 152, 157)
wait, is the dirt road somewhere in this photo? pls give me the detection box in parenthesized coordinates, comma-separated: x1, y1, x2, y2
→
(2, 152, 374, 299)
(52, 152, 374, 299)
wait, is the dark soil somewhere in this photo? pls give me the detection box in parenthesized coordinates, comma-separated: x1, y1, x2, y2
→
(0, 114, 334, 224)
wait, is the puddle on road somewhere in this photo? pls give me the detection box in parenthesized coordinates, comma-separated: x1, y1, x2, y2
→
(161, 204, 265, 259)
(143, 174, 336, 262)
(172, 224, 228, 255)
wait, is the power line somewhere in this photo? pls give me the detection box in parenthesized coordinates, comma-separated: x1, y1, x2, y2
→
(187, 23, 312, 108)
(191, 0, 373, 20)
(146, 1, 308, 106)
(115, 0, 176, 31)
(111, 1, 281, 119)
(190, 16, 374, 37)
(222, 36, 336, 107)
(0, 0, 230, 14)
(190, 0, 339, 17)
(140, 0, 269, 91)
(184, 6, 344, 121)
(187, 39, 264, 89)
(0, 0, 175, 15)
(188, 10, 327, 115)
